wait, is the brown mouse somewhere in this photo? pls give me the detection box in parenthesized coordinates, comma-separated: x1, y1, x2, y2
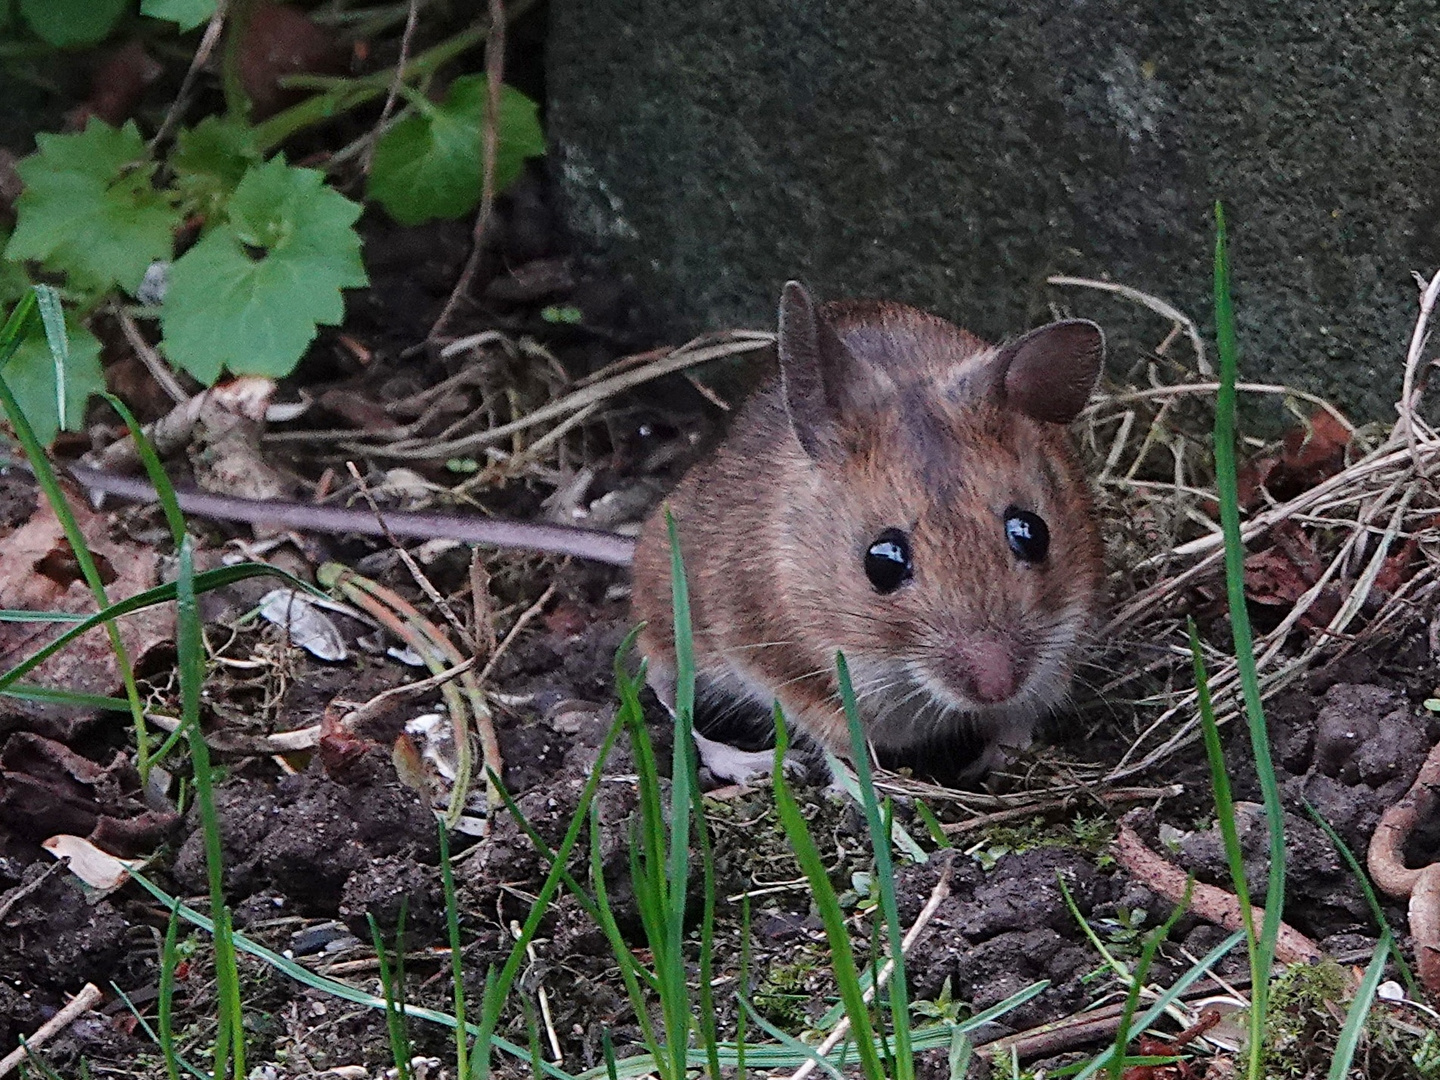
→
(632, 283, 1105, 775)
(65, 282, 1105, 777)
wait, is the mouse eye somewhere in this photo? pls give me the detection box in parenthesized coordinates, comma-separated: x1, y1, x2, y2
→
(865, 528, 913, 593)
(1004, 507, 1049, 563)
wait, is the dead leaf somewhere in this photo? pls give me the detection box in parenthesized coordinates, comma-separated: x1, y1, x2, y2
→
(42, 834, 140, 890)
(0, 489, 172, 733)
(1, 732, 177, 855)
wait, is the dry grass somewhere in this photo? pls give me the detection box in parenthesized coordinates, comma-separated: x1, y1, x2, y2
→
(267, 278, 1440, 805)
(1061, 270, 1440, 784)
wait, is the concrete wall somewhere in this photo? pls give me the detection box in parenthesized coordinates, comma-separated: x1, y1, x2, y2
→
(548, 1, 1440, 420)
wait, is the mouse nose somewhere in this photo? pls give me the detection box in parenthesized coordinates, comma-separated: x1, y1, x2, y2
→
(952, 637, 1025, 705)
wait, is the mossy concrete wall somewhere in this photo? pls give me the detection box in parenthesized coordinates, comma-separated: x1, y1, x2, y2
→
(547, 1, 1440, 421)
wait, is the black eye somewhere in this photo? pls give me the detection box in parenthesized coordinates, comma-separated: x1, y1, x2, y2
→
(1004, 506, 1049, 563)
(864, 528, 912, 593)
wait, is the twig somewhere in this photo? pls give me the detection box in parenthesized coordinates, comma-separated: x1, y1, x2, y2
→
(111, 304, 189, 404)
(1113, 822, 1324, 966)
(510, 920, 564, 1061)
(1397, 268, 1440, 473)
(0, 860, 68, 923)
(1047, 275, 1211, 376)
(429, 0, 506, 341)
(353, 335, 773, 461)
(0, 983, 104, 1079)
(150, 0, 231, 150)
(359, 0, 422, 177)
(784, 856, 954, 1080)
(938, 785, 1182, 836)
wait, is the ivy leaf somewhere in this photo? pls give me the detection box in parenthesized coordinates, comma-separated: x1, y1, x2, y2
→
(171, 116, 260, 219)
(141, 0, 217, 32)
(162, 157, 367, 384)
(368, 76, 545, 226)
(2, 313, 105, 446)
(5, 120, 179, 294)
(19, 0, 128, 46)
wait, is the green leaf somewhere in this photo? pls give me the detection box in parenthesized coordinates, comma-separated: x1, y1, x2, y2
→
(1, 313, 104, 445)
(162, 157, 367, 384)
(142, 0, 215, 32)
(5, 120, 178, 294)
(171, 116, 260, 219)
(19, 0, 127, 46)
(368, 76, 545, 226)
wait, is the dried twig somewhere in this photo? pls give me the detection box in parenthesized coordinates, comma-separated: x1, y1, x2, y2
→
(784, 856, 954, 1080)
(429, 0, 507, 341)
(1114, 822, 1324, 967)
(0, 983, 104, 1079)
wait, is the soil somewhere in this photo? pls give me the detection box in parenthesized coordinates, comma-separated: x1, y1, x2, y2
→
(2, 14, 1440, 1080)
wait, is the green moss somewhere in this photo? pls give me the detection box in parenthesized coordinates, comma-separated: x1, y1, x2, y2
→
(1259, 960, 1437, 1079)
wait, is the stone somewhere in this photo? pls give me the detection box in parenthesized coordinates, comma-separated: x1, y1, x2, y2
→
(548, 0, 1440, 421)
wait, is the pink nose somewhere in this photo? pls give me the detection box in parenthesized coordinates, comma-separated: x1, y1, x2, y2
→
(955, 638, 1020, 705)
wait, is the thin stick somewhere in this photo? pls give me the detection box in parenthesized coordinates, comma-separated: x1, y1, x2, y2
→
(784, 857, 954, 1080)
(150, 1, 230, 149)
(112, 304, 188, 404)
(429, 0, 507, 341)
(1397, 268, 1440, 471)
(1047, 275, 1210, 375)
(0, 983, 104, 1078)
(351, 335, 773, 461)
(359, 0, 422, 176)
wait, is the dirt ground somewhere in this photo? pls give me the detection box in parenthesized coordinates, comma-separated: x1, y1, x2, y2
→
(4, 222, 1440, 1071)
(3, 16, 1440, 1080)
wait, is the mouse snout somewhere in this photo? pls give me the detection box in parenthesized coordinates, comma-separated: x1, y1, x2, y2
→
(944, 636, 1028, 706)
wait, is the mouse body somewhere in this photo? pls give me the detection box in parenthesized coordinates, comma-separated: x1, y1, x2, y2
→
(68, 282, 1105, 778)
(631, 283, 1105, 775)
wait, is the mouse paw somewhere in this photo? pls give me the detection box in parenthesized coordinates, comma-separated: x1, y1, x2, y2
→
(692, 730, 776, 784)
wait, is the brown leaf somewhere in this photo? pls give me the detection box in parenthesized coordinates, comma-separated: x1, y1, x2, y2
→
(0, 489, 172, 733)
(1, 733, 176, 856)
(237, 3, 344, 120)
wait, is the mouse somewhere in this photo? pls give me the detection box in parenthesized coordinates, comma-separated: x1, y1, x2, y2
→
(64, 281, 1105, 779)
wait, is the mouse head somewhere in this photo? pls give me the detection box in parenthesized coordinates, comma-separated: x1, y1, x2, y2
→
(775, 281, 1105, 746)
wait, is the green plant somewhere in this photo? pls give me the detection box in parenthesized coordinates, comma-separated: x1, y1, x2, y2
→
(11, 0, 133, 47)
(1205, 203, 1287, 1080)
(370, 905, 415, 1080)
(0, 7, 544, 440)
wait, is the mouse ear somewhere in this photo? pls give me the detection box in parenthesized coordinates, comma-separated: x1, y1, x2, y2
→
(777, 281, 890, 461)
(991, 319, 1104, 424)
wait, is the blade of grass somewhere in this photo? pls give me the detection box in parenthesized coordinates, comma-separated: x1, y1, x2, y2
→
(158, 899, 183, 1080)
(104, 393, 190, 546)
(1189, 620, 1259, 965)
(125, 870, 580, 1080)
(587, 797, 665, 1059)
(1326, 930, 1391, 1080)
(1213, 203, 1286, 1080)
(0, 685, 137, 710)
(770, 705, 886, 1080)
(369, 909, 413, 1080)
(1302, 801, 1419, 999)
(1104, 880, 1193, 1080)
(662, 511, 698, 1080)
(438, 823, 469, 1079)
(1073, 928, 1246, 1080)
(0, 563, 305, 696)
(111, 982, 209, 1080)
(33, 285, 67, 430)
(466, 675, 633, 1080)
(838, 652, 914, 1080)
(492, 766, 641, 969)
(736, 996, 846, 1080)
(0, 287, 152, 778)
(176, 533, 244, 1080)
